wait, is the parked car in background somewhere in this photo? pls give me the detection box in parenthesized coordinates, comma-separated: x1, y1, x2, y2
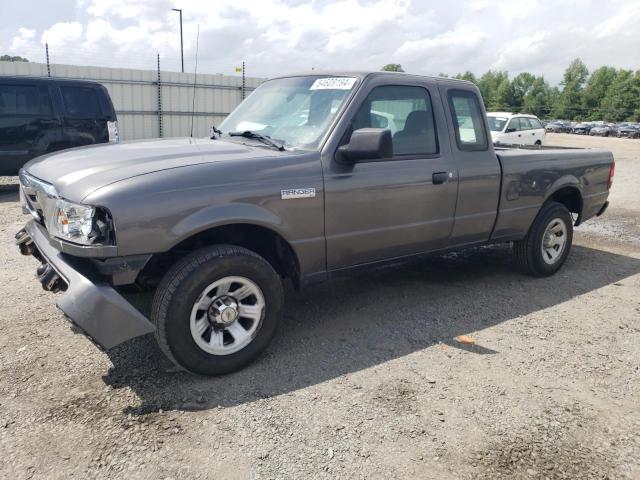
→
(0, 76, 119, 176)
(589, 124, 614, 137)
(572, 123, 593, 135)
(486, 112, 546, 145)
(545, 121, 572, 133)
(617, 124, 640, 139)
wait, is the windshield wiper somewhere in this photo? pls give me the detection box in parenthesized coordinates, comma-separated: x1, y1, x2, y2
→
(210, 125, 222, 138)
(228, 130, 285, 151)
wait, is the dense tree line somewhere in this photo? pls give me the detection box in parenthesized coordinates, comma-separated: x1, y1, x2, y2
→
(450, 59, 640, 122)
(0, 55, 29, 62)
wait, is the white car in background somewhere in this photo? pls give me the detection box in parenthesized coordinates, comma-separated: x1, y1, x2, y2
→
(487, 112, 546, 146)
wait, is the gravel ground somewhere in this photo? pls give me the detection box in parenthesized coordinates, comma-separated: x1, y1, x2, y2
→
(0, 133, 639, 479)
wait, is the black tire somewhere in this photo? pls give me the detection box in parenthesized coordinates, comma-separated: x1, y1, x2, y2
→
(534, 140, 542, 146)
(513, 202, 573, 277)
(151, 245, 284, 375)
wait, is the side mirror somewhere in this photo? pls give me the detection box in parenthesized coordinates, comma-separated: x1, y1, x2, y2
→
(505, 127, 517, 133)
(338, 128, 392, 162)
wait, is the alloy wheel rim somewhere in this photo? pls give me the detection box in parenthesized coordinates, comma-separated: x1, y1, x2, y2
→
(541, 218, 568, 265)
(189, 276, 265, 355)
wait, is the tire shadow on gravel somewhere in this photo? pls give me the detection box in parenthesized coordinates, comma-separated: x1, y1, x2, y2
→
(102, 244, 640, 415)
(0, 183, 19, 203)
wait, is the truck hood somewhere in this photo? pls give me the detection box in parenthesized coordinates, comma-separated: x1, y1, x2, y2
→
(23, 137, 281, 201)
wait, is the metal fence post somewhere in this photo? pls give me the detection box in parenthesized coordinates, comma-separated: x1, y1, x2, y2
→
(45, 43, 51, 78)
(242, 61, 245, 100)
(157, 54, 163, 138)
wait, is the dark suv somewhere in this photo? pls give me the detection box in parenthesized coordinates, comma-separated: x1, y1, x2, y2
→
(0, 76, 118, 176)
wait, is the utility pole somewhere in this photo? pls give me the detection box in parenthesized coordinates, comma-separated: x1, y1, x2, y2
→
(171, 8, 184, 72)
(242, 61, 246, 100)
(45, 43, 51, 77)
(157, 54, 163, 138)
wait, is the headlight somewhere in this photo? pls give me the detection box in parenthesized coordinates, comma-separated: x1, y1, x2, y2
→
(48, 199, 112, 246)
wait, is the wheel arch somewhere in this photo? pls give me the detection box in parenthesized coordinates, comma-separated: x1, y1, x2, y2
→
(167, 222, 301, 286)
(544, 184, 584, 225)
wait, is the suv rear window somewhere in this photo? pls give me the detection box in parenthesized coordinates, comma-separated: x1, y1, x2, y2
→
(0, 85, 52, 116)
(61, 86, 101, 117)
(448, 90, 488, 151)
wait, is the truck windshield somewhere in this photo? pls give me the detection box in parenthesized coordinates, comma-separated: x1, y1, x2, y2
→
(487, 116, 508, 132)
(218, 76, 358, 150)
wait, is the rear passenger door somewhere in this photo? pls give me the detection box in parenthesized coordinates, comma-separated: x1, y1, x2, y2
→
(59, 85, 108, 148)
(442, 87, 501, 245)
(0, 82, 60, 175)
(528, 117, 545, 144)
(323, 79, 458, 269)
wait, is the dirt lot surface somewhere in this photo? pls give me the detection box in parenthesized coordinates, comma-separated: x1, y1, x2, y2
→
(0, 133, 638, 479)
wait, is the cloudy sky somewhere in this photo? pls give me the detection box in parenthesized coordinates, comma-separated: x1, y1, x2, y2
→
(1, 0, 639, 83)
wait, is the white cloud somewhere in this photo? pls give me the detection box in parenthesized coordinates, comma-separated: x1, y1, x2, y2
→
(41, 22, 83, 48)
(3, 0, 640, 83)
(10, 28, 37, 51)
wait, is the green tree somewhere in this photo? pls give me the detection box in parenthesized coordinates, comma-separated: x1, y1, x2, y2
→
(0, 54, 29, 62)
(477, 70, 509, 110)
(556, 58, 589, 119)
(381, 64, 404, 72)
(510, 72, 536, 110)
(582, 66, 618, 120)
(600, 69, 640, 121)
(454, 71, 477, 83)
(523, 76, 552, 117)
(438, 59, 640, 121)
(493, 77, 515, 111)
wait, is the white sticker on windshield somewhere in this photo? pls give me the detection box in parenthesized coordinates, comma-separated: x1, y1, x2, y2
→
(310, 77, 357, 90)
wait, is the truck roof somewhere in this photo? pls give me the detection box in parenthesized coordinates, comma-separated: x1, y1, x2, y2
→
(0, 75, 104, 88)
(268, 70, 476, 87)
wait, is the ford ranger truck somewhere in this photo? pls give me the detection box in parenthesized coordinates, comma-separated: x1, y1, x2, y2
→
(15, 72, 614, 375)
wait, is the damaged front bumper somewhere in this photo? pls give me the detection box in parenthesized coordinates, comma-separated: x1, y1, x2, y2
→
(16, 220, 156, 349)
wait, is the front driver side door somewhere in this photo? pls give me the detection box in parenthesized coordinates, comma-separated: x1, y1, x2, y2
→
(503, 117, 523, 144)
(323, 81, 458, 270)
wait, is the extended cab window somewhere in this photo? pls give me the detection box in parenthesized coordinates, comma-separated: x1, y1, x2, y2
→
(0, 85, 51, 115)
(448, 90, 488, 151)
(350, 85, 438, 156)
(61, 86, 101, 118)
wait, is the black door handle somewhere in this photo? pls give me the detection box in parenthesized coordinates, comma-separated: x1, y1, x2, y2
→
(432, 172, 448, 185)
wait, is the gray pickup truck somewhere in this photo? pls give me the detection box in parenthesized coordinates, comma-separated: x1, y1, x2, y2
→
(16, 72, 614, 375)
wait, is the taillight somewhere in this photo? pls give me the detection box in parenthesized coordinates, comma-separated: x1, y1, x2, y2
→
(608, 160, 615, 189)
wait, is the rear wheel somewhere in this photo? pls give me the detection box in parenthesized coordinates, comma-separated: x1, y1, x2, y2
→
(151, 245, 284, 375)
(513, 202, 573, 277)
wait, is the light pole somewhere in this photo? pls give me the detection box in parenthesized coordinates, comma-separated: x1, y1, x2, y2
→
(171, 8, 184, 73)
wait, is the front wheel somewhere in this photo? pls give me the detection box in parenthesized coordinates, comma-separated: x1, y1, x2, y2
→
(513, 202, 573, 277)
(151, 245, 284, 375)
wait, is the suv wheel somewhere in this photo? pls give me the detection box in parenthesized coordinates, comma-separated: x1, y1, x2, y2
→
(513, 202, 573, 277)
(151, 245, 284, 375)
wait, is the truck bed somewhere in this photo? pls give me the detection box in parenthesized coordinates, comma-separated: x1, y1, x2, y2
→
(491, 146, 613, 241)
